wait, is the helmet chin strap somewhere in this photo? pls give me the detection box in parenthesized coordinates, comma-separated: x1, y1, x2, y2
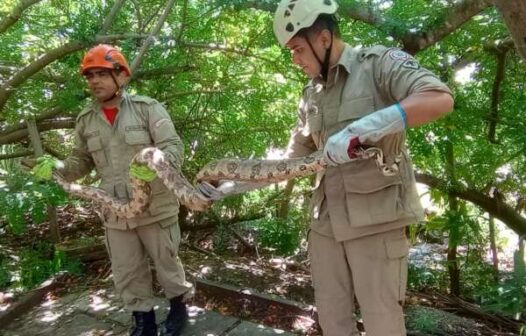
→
(102, 72, 124, 103)
(304, 30, 334, 83)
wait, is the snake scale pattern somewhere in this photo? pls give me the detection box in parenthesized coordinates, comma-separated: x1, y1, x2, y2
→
(51, 146, 398, 218)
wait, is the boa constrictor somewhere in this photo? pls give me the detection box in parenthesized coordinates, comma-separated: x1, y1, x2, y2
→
(51, 146, 399, 218)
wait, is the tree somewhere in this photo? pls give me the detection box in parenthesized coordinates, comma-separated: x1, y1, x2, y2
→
(0, 0, 524, 238)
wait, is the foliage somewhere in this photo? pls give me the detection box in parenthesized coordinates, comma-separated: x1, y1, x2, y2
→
(0, 251, 10, 289)
(248, 209, 307, 256)
(212, 223, 232, 254)
(473, 248, 526, 320)
(0, 171, 67, 235)
(408, 263, 444, 292)
(1, 241, 82, 291)
(406, 306, 441, 335)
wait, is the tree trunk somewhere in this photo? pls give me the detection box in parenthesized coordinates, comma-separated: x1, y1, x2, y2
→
(447, 198, 461, 297)
(446, 141, 460, 297)
(492, 0, 526, 63)
(489, 214, 499, 281)
(277, 180, 295, 219)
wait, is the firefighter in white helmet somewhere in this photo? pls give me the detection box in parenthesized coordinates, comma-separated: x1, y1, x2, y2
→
(272, 0, 454, 335)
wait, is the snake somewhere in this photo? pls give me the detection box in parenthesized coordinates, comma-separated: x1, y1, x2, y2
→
(50, 146, 399, 218)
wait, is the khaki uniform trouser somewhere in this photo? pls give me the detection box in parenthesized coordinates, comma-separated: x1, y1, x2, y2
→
(105, 223, 193, 312)
(309, 228, 409, 336)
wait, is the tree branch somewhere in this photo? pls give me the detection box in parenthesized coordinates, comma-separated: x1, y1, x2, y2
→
(0, 118, 75, 145)
(176, 0, 189, 44)
(416, 173, 526, 236)
(0, 0, 42, 34)
(399, 0, 494, 54)
(0, 33, 147, 114)
(182, 42, 275, 63)
(488, 50, 507, 143)
(492, 0, 526, 63)
(134, 64, 196, 79)
(129, 0, 177, 73)
(163, 89, 224, 102)
(233, 0, 494, 55)
(99, 0, 126, 35)
(0, 150, 33, 160)
(0, 105, 74, 134)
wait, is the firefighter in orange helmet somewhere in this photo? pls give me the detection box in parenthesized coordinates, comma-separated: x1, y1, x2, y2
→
(34, 44, 192, 336)
(79, 44, 131, 102)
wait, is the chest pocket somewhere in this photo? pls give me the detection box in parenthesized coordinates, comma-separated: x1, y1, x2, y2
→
(322, 96, 375, 137)
(124, 130, 152, 152)
(86, 136, 108, 168)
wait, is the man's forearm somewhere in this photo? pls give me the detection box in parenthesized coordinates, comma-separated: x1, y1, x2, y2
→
(400, 91, 454, 127)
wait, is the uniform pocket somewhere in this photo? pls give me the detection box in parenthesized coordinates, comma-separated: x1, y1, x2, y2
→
(86, 136, 108, 168)
(384, 233, 409, 303)
(385, 235, 409, 259)
(124, 130, 152, 153)
(148, 190, 178, 216)
(324, 96, 375, 135)
(337, 96, 375, 123)
(341, 158, 402, 227)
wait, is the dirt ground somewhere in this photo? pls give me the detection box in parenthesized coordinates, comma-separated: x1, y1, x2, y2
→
(0, 206, 522, 336)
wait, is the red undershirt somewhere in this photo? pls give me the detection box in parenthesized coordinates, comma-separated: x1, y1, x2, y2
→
(102, 106, 119, 126)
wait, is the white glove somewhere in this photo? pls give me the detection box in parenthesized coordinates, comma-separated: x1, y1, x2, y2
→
(323, 103, 406, 166)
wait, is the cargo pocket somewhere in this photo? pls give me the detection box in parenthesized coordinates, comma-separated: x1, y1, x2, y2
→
(384, 233, 409, 303)
(87, 136, 108, 168)
(341, 157, 402, 227)
(168, 224, 181, 255)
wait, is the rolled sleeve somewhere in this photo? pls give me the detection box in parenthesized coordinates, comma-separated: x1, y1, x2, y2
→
(375, 48, 453, 101)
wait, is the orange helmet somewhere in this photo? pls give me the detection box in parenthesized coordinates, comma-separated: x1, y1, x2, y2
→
(80, 44, 131, 76)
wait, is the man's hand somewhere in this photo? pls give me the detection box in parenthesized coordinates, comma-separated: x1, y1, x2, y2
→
(196, 180, 270, 201)
(196, 181, 236, 201)
(129, 163, 157, 182)
(323, 128, 361, 166)
(323, 103, 406, 166)
(32, 155, 59, 180)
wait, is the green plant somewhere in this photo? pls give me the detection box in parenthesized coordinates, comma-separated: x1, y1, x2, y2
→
(408, 263, 444, 291)
(406, 306, 440, 334)
(212, 223, 231, 253)
(0, 252, 11, 290)
(0, 171, 67, 235)
(16, 242, 82, 290)
(475, 248, 526, 320)
(249, 210, 306, 256)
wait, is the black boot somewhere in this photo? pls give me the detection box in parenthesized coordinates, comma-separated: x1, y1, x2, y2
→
(160, 294, 188, 336)
(130, 310, 158, 336)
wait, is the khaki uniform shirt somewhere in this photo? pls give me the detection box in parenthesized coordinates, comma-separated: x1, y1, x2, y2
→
(285, 44, 452, 241)
(59, 93, 184, 230)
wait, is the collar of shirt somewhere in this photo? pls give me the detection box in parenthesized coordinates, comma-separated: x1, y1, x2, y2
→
(312, 44, 356, 88)
(90, 91, 129, 110)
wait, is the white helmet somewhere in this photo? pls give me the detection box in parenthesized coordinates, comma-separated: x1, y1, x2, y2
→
(273, 0, 339, 47)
